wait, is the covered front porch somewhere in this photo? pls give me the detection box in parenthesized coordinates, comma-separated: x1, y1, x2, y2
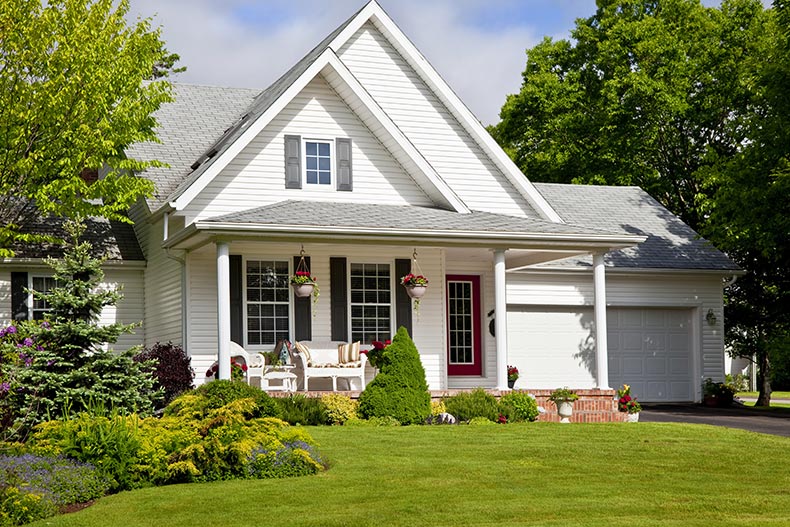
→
(161, 201, 644, 392)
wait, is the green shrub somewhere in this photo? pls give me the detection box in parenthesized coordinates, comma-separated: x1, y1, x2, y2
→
(246, 440, 324, 478)
(498, 391, 539, 422)
(134, 342, 194, 409)
(321, 394, 358, 425)
(467, 416, 496, 426)
(183, 380, 280, 418)
(31, 411, 144, 492)
(0, 486, 56, 527)
(443, 388, 499, 422)
(430, 400, 446, 416)
(275, 395, 328, 426)
(357, 327, 430, 424)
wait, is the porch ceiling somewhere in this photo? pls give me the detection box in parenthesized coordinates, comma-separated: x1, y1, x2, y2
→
(164, 200, 645, 252)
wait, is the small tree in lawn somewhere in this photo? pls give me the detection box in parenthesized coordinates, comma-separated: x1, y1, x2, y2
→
(358, 326, 431, 424)
(2, 219, 160, 438)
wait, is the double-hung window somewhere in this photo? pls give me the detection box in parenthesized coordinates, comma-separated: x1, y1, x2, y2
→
(245, 260, 290, 346)
(29, 276, 56, 320)
(349, 263, 391, 343)
(304, 140, 332, 186)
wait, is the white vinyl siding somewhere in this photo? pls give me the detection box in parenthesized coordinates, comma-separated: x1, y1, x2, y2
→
(183, 75, 435, 223)
(338, 22, 537, 218)
(186, 243, 445, 389)
(0, 268, 144, 353)
(129, 204, 183, 347)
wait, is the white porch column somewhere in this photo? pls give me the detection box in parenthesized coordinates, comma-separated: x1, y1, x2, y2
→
(217, 241, 231, 380)
(593, 252, 610, 389)
(493, 249, 509, 390)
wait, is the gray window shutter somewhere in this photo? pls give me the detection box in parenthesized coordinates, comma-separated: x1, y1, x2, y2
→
(336, 137, 352, 192)
(11, 272, 28, 321)
(284, 135, 302, 189)
(229, 255, 243, 345)
(330, 257, 348, 341)
(394, 259, 413, 337)
(293, 255, 312, 341)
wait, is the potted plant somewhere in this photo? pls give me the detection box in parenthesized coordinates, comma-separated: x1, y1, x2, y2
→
(617, 384, 642, 422)
(507, 365, 519, 389)
(548, 387, 579, 423)
(702, 378, 736, 407)
(205, 358, 248, 382)
(400, 273, 429, 298)
(363, 339, 391, 370)
(290, 271, 320, 304)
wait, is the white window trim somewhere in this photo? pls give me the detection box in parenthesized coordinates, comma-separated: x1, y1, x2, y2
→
(28, 275, 55, 321)
(347, 261, 395, 343)
(242, 257, 292, 351)
(302, 138, 335, 189)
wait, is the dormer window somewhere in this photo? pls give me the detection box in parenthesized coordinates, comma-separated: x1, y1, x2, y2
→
(284, 135, 353, 191)
(305, 140, 332, 185)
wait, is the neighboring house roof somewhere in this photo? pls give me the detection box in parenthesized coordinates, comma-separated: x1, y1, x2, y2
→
(534, 183, 740, 271)
(126, 83, 259, 210)
(10, 216, 144, 261)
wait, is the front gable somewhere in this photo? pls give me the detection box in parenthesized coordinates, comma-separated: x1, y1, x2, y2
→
(182, 75, 439, 223)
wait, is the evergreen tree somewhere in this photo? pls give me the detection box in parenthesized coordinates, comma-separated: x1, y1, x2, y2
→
(3, 220, 160, 438)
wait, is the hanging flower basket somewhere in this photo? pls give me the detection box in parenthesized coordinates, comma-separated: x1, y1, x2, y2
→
(401, 273, 428, 294)
(290, 269, 320, 312)
(404, 284, 427, 299)
(292, 281, 315, 298)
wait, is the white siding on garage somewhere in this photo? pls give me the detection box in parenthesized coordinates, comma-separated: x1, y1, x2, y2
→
(183, 75, 435, 223)
(506, 270, 726, 401)
(0, 271, 10, 324)
(187, 243, 446, 389)
(129, 204, 183, 347)
(338, 23, 537, 218)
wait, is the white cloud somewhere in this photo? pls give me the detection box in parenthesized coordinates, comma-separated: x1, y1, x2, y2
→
(128, 0, 542, 125)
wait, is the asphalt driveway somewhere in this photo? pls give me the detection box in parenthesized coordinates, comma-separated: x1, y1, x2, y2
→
(640, 403, 790, 437)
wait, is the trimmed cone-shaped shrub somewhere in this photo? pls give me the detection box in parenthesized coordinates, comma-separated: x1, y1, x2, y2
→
(357, 327, 430, 424)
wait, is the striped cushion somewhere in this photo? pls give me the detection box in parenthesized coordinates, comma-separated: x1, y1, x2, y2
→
(294, 341, 312, 366)
(338, 341, 361, 364)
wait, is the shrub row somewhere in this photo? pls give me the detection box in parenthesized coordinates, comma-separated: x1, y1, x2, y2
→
(443, 388, 539, 423)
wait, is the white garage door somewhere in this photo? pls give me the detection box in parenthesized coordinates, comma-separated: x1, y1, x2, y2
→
(608, 308, 694, 402)
(507, 306, 694, 401)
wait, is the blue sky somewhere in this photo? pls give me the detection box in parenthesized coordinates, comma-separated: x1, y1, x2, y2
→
(128, 0, 748, 125)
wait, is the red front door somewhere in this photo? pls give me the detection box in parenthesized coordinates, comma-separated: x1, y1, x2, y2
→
(446, 275, 482, 376)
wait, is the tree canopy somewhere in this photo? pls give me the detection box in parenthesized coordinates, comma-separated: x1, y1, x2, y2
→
(0, 0, 174, 257)
(491, 0, 788, 404)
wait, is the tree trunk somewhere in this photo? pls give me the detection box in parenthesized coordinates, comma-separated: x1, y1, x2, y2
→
(756, 351, 772, 407)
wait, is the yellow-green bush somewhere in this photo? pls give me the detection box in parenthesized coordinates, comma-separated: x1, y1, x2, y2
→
(321, 394, 358, 424)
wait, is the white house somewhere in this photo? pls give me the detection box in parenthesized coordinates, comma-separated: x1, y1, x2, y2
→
(0, 1, 739, 402)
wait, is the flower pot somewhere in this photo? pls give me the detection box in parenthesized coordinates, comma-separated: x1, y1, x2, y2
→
(292, 283, 314, 298)
(557, 401, 573, 423)
(625, 412, 640, 423)
(404, 284, 427, 299)
(507, 379, 516, 389)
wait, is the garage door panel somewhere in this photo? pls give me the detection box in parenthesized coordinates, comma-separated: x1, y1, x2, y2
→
(621, 332, 644, 351)
(608, 308, 694, 403)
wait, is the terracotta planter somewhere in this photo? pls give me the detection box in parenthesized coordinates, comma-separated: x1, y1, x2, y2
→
(404, 284, 427, 299)
(557, 401, 574, 423)
(292, 283, 315, 298)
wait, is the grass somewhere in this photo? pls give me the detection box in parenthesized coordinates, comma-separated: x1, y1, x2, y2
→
(737, 391, 790, 399)
(742, 401, 790, 410)
(30, 423, 790, 527)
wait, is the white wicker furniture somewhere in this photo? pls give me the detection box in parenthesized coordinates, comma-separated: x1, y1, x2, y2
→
(291, 341, 367, 391)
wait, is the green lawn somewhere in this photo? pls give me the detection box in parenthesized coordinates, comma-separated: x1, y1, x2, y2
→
(743, 401, 790, 410)
(31, 423, 790, 527)
(737, 391, 790, 399)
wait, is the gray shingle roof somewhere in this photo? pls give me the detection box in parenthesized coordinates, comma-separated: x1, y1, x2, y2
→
(13, 216, 144, 261)
(126, 84, 259, 210)
(140, 6, 363, 211)
(202, 200, 625, 238)
(534, 183, 739, 270)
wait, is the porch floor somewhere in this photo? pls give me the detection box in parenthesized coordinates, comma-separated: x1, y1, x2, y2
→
(266, 388, 626, 423)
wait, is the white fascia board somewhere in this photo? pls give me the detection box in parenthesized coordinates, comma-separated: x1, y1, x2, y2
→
(323, 52, 469, 213)
(328, 2, 564, 223)
(166, 220, 644, 248)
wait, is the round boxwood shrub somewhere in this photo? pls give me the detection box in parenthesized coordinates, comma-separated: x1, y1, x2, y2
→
(443, 388, 499, 422)
(498, 391, 539, 422)
(357, 326, 431, 425)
